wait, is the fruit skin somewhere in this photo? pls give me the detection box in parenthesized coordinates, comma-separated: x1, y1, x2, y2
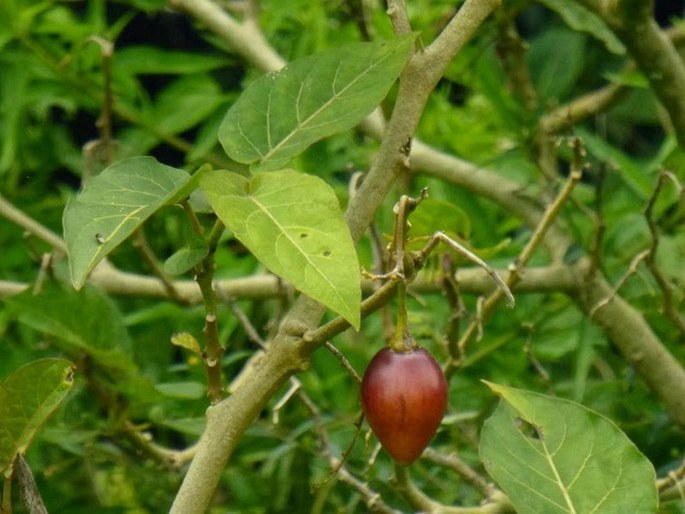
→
(360, 347, 448, 465)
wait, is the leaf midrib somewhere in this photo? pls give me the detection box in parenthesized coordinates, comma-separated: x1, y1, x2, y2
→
(540, 434, 578, 514)
(248, 195, 349, 311)
(260, 47, 396, 163)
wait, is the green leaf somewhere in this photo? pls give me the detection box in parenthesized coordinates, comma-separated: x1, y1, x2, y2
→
(579, 128, 653, 199)
(164, 235, 209, 275)
(155, 381, 206, 399)
(538, 0, 625, 55)
(7, 283, 137, 373)
(170, 332, 202, 356)
(408, 198, 471, 240)
(528, 28, 586, 102)
(480, 382, 658, 514)
(0, 359, 74, 477)
(150, 74, 226, 136)
(219, 35, 415, 170)
(113, 46, 231, 75)
(201, 169, 361, 328)
(63, 156, 201, 289)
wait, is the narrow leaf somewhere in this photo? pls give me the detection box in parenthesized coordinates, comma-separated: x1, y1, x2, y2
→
(0, 359, 74, 477)
(579, 128, 653, 199)
(538, 0, 625, 55)
(155, 381, 206, 399)
(219, 35, 415, 170)
(113, 46, 231, 75)
(480, 382, 657, 514)
(201, 170, 361, 328)
(63, 156, 202, 289)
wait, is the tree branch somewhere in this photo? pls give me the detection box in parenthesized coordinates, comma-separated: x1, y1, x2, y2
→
(574, 258, 685, 429)
(576, 0, 685, 144)
(169, 2, 502, 512)
(168, 0, 285, 72)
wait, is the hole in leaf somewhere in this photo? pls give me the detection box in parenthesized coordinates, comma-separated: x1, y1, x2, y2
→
(514, 417, 543, 440)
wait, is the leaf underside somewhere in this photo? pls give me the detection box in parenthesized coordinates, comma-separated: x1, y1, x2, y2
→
(63, 156, 199, 289)
(480, 382, 657, 514)
(8, 283, 136, 372)
(219, 35, 415, 170)
(0, 359, 74, 477)
(200, 169, 361, 328)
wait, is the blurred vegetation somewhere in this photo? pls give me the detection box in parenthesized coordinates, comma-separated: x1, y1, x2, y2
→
(1, 0, 685, 512)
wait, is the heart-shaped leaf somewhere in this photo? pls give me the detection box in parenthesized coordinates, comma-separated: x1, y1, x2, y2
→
(0, 359, 74, 477)
(219, 35, 415, 170)
(480, 382, 657, 514)
(63, 156, 202, 289)
(200, 169, 361, 328)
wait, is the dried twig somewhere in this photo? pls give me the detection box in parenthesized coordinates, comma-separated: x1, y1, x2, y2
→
(446, 138, 584, 373)
(589, 249, 650, 318)
(644, 171, 685, 334)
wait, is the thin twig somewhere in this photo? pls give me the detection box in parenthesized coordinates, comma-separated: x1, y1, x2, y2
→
(133, 228, 182, 303)
(298, 388, 397, 513)
(441, 254, 467, 361)
(422, 448, 499, 499)
(272, 377, 301, 424)
(32, 253, 53, 296)
(0, 195, 66, 253)
(644, 170, 685, 334)
(123, 422, 198, 469)
(448, 139, 584, 372)
(324, 342, 362, 383)
(416, 232, 515, 308)
(392, 464, 511, 513)
(589, 249, 650, 318)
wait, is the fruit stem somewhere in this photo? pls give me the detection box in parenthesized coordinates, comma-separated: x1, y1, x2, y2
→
(387, 192, 427, 353)
(390, 280, 414, 352)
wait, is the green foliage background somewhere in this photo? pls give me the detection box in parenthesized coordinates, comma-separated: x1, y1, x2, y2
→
(0, 0, 684, 512)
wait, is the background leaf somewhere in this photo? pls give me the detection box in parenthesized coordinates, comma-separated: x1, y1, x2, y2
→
(528, 28, 586, 102)
(164, 234, 209, 275)
(218, 35, 415, 170)
(113, 46, 231, 75)
(480, 382, 658, 514)
(200, 169, 361, 328)
(7, 283, 136, 372)
(0, 358, 74, 476)
(63, 156, 200, 289)
(537, 0, 625, 54)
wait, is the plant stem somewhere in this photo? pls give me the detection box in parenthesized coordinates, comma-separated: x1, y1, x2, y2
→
(13, 456, 47, 514)
(448, 146, 582, 372)
(196, 219, 226, 404)
(0, 195, 66, 253)
(577, 0, 685, 144)
(170, 1, 502, 510)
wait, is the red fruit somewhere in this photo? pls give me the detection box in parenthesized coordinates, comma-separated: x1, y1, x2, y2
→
(360, 347, 448, 465)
